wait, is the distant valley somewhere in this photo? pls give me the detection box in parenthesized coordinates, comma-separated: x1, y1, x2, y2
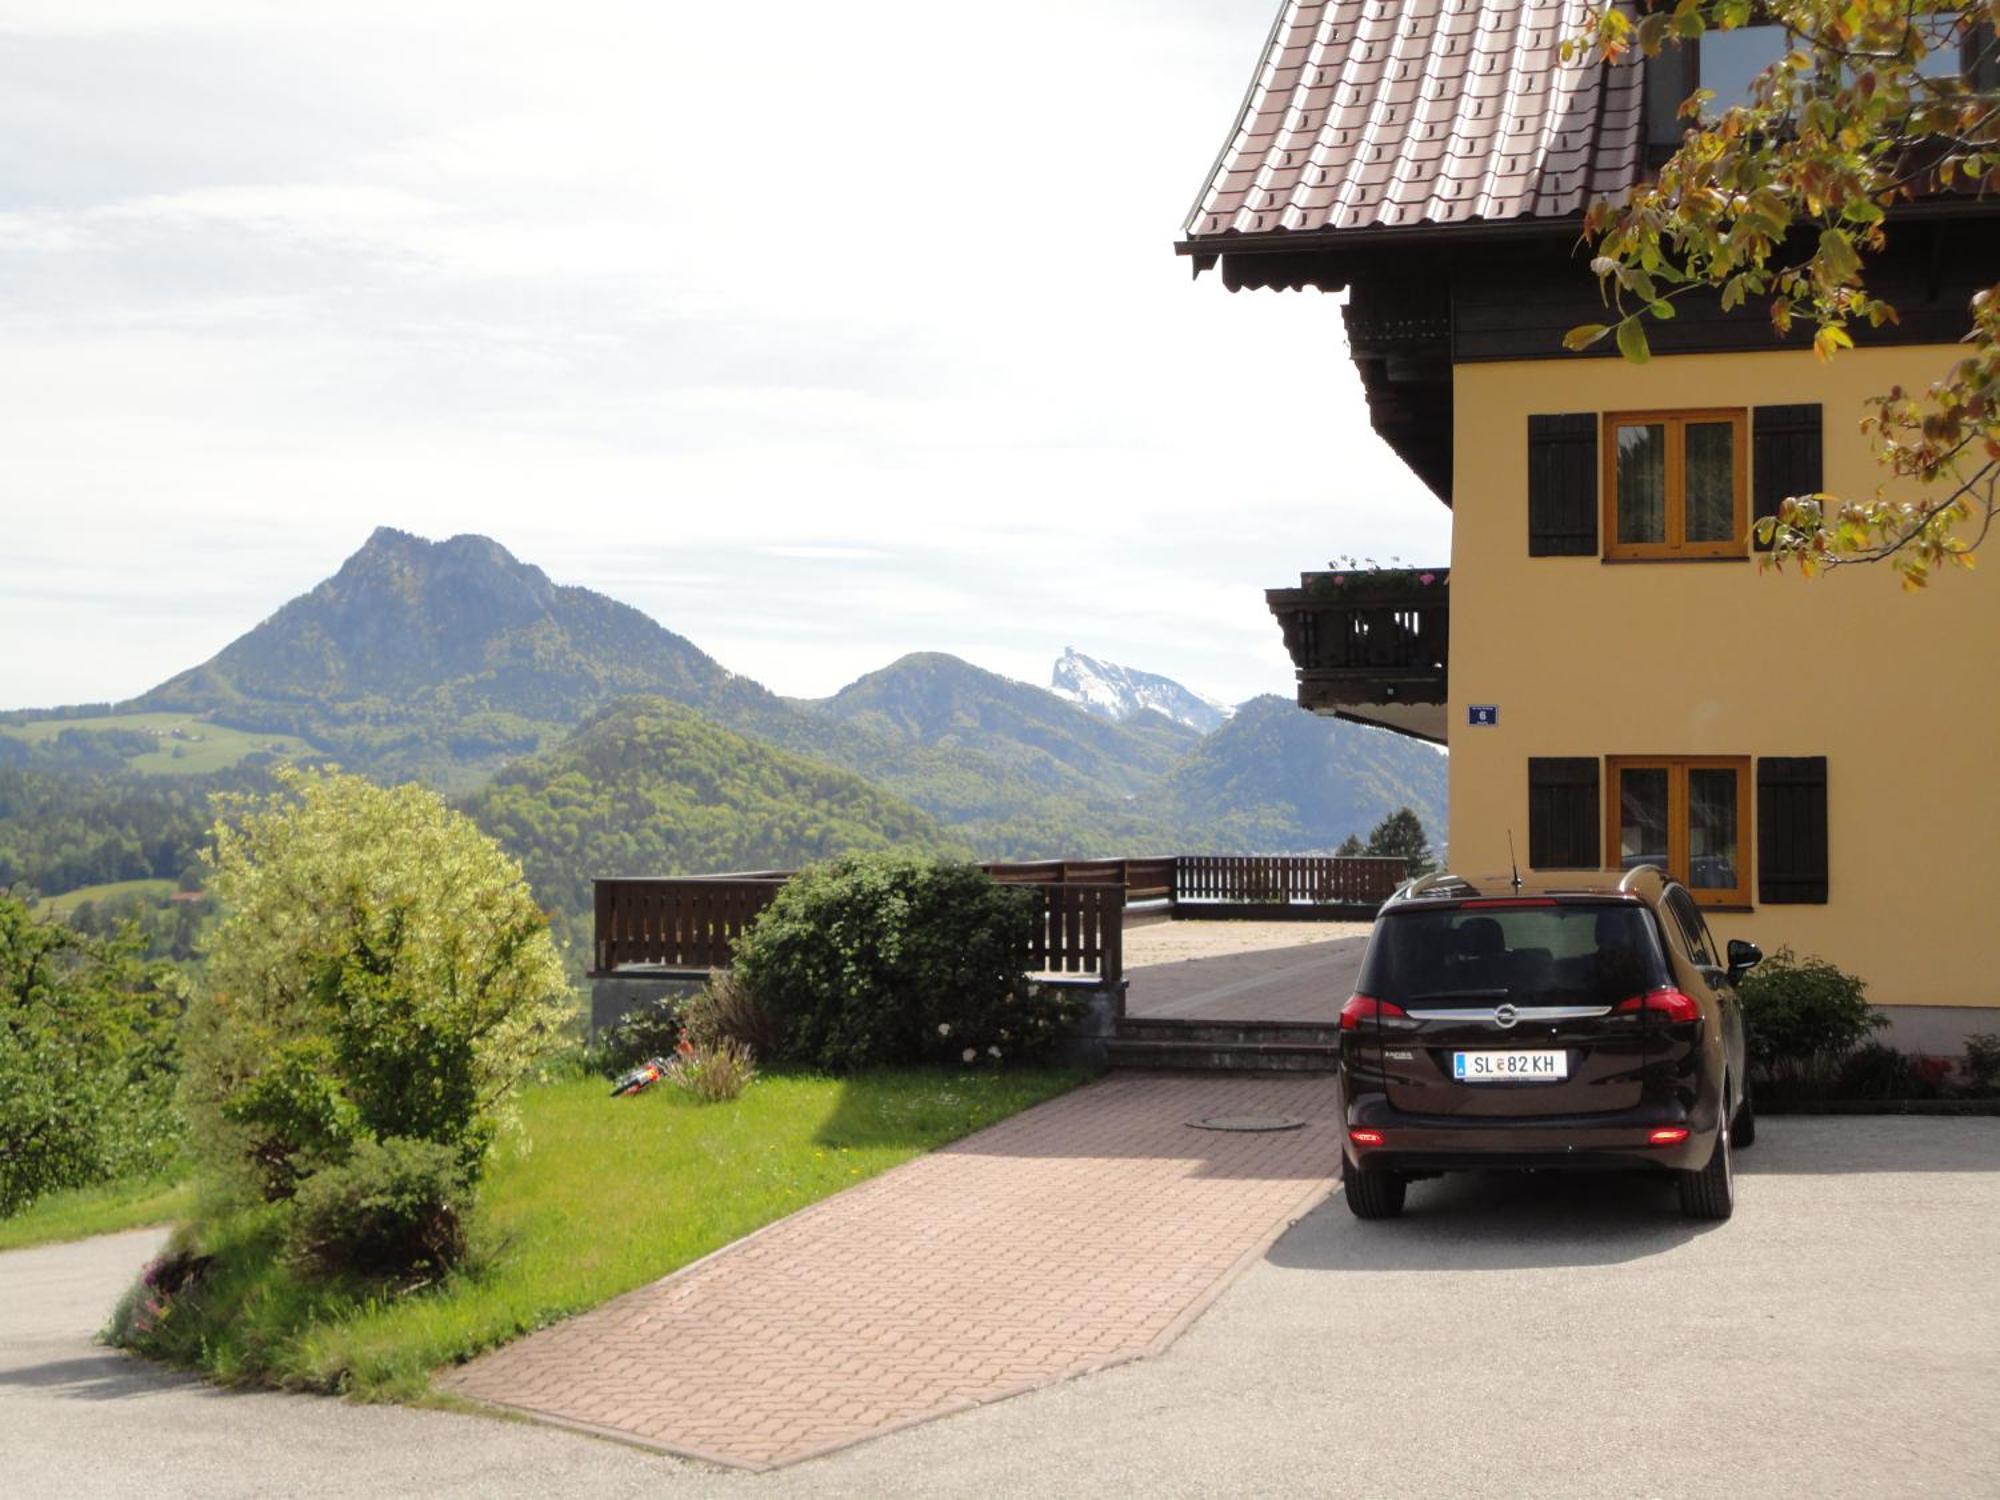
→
(1, 528, 1447, 954)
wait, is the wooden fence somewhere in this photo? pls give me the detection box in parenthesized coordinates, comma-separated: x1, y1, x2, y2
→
(1173, 854, 1407, 906)
(591, 854, 1407, 978)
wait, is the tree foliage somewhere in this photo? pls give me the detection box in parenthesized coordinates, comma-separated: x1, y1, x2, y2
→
(0, 895, 184, 1216)
(186, 768, 572, 1200)
(1364, 806, 1438, 877)
(1576, 1, 1999, 586)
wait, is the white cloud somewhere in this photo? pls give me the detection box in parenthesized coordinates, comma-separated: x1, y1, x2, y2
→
(0, 0, 1450, 713)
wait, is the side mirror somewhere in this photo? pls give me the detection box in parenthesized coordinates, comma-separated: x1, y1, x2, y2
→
(1726, 939, 1762, 979)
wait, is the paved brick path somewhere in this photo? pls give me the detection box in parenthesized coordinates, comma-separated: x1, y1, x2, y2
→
(1125, 936, 1369, 1024)
(441, 1074, 1340, 1470)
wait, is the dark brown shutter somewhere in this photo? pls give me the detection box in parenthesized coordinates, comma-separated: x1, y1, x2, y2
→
(1528, 414, 1597, 556)
(1752, 404, 1823, 551)
(1967, 23, 1998, 92)
(1528, 758, 1600, 869)
(1757, 757, 1828, 904)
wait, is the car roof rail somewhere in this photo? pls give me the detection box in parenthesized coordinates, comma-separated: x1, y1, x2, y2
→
(1390, 871, 1472, 905)
(1617, 864, 1667, 896)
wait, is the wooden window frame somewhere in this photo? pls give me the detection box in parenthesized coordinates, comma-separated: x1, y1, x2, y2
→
(1606, 755, 1753, 908)
(1601, 409, 1749, 561)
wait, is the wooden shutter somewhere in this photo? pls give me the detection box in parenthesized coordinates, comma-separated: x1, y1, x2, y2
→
(1528, 414, 1598, 556)
(1529, 758, 1601, 869)
(1752, 404, 1823, 551)
(1757, 757, 1828, 904)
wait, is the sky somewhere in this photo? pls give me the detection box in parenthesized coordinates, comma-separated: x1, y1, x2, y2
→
(0, 0, 1450, 712)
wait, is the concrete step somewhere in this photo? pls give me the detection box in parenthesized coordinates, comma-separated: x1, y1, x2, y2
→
(1116, 1017, 1344, 1048)
(1104, 1037, 1341, 1074)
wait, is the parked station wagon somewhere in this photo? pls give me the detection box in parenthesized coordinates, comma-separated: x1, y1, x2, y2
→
(1339, 866, 1760, 1221)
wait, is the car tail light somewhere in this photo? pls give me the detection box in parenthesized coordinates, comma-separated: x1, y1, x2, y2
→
(1614, 988, 1702, 1023)
(1648, 1126, 1690, 1146)
(1339, 993, 1407, 1030)
(1349, 1128, 1386, 1147)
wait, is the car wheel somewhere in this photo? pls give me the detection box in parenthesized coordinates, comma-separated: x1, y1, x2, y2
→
(1731, 1088, 1757, 1150)
(1344, 1160, 1407, 1220)
(1677, 1111, 1736, 1222)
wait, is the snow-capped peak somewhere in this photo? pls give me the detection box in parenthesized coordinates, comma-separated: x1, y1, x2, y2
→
(1048, 648, 1232, 733)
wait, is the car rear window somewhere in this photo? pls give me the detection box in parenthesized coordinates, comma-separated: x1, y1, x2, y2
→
(1358, 902, 1670, 1007)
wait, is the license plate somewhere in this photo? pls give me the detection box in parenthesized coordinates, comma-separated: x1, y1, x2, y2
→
(1453, 1050, 1568, 1082)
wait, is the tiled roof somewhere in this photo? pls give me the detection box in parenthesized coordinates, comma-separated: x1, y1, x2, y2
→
(1183, 0, 1644, 241)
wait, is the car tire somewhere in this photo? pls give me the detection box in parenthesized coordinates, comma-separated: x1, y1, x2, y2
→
(1677, 1113, 1736, 1222)
(1731, 1088, 1757, 1150)
(1344, 1161, 1407, 1220)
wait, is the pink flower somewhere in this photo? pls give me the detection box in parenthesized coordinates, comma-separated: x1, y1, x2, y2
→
(1419, 572, 1435, 585)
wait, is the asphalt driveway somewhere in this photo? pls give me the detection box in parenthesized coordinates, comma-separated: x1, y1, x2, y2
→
(2, 1116, 1995, 1499)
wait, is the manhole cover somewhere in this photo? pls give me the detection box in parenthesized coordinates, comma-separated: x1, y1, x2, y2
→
(1188, 1114, 1307, 1133)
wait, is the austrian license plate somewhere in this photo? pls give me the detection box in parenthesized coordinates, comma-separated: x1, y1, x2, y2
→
(1453, 1050, 1568, 1082)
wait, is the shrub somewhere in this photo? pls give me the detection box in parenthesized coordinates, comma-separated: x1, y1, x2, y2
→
(590, 996, 685, 1079)
(1835, 1042, 1936, 1101)
(0, 895, 184, 1217)
(1737, 947, 1885, 1101)
(1963, 1033, 2000, 1096)
(679, 971, 782, 1060)
(186, 768, 573, 1209)
(732, 853, 1066, 1072)
(286, 1136, 471, 1281)
(663, 1036, 758, 1103)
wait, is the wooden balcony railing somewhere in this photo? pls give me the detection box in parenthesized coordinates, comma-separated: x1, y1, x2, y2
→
(592, 854, 1406, 980)
(1266, 567, 1449, 739)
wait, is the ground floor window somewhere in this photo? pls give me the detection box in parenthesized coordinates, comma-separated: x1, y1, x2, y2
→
(1605, 756, 1752, 907)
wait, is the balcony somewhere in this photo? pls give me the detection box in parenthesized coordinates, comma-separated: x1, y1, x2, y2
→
(1266, 567, 1449, 743)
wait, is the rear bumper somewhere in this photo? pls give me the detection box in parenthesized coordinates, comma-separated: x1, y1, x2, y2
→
(1343, 1098, 1721, 1174)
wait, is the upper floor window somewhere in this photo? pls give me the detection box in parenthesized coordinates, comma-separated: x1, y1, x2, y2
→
(1603, 409, 1747, 560)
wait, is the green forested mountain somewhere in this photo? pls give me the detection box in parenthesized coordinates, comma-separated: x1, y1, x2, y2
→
(1157, 695, 1448, 854)
(0, 767, 239, 895)
(460, 696, 962, 958)
(133, 528, 789, 788)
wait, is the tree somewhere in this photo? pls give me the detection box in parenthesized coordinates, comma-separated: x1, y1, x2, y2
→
(1573, 2, 1998, 587)
(0, 895, 183, 1216)
(1364, 807, 1436, 877)
(186, 768, 572, 1199)
(1335, 833, 1366, 857)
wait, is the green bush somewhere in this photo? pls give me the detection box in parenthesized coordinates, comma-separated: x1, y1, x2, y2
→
(185, 769, 572, 1221)
(731, 853, 1069, 1071)
(0, 895, 184, 1217)
(287, 1136, 471, 1281)
(1835, 1042, 1936, 1101)
(1963, 1033, 2000, 1096)
(589, 996, 685, 1079)
(1737, 947, 1885, 1101)
(663, 1037, 758, 1103)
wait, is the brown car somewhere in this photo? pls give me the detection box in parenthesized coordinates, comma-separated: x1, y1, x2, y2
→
(1339, 866, 1759, 1221)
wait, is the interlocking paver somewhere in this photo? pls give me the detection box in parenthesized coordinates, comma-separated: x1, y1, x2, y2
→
(440, 1074, 1339, 1469)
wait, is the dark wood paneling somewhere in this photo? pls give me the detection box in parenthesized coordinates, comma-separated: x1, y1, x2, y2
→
(1757, 757, 1830, 904)
(1528, 757, 1602, 869)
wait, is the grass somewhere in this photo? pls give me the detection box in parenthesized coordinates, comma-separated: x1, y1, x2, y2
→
(37, 877, 177, 916)
(119, 1067, 1083, 1400)
(0, 1174, 195, 1253)
(0, 711, 314, 776)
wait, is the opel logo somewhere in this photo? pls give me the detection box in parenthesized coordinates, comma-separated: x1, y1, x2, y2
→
(1494, 1003, 1519, 1029)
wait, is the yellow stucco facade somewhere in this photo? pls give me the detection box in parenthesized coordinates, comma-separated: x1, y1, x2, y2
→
(1448, 345, 2000, 1022)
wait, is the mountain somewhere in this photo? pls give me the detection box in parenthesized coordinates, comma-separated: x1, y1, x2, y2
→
(1158, 695, 1448, 853)
(810, 652, 1199, 799)
(134, 528, 787, 787)
(1049, 648, 1230, 734)
(461, 696, 962, 960)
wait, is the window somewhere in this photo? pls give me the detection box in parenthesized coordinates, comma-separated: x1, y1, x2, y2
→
(1603, 409, 1748, 560)
(1663, 887, 1719, 969)
(1607, 756, 1752, 908)
(1358, 904, 1670, 1009)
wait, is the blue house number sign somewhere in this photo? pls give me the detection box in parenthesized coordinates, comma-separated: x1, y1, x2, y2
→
(1467, 705, 1499, 727)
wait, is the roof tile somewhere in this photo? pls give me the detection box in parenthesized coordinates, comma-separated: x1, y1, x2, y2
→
(1185, 0, 1644, 241)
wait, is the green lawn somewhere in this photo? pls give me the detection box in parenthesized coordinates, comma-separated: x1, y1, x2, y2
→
(121, 1068, 1082, 1400)
(0, 711, 314, 776)
(37, 878, 177, 916)
(0, 1175, 194, 1253)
